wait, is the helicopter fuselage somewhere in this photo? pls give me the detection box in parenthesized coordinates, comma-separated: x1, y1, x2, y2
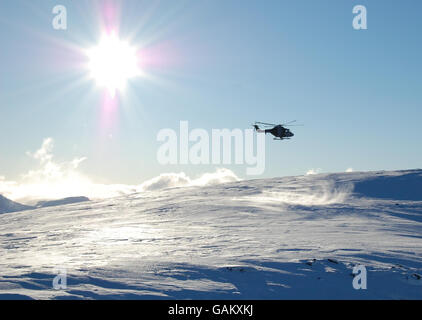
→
(266, 125, 294, 140)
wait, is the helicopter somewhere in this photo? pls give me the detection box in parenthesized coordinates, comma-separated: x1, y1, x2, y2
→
(253, 121, 300, 140)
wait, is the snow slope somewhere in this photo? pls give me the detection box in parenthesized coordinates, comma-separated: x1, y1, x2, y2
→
(0, 195, 34, 214)
(36, 197, 90, 208)
(0, 169, 422, 299)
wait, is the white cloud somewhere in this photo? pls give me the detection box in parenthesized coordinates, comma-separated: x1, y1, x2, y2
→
(346, 168, 354, 173)
(0, 176, 17, 194)
(0, 138, 240, 203)
(306, 168, 322, 176)
(26, 137, 54, 163)
(0, 138, 137, 203)
(22, 138, 87, 183)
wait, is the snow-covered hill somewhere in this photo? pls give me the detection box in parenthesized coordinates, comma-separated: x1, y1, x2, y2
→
(0, 195, 34, 214)
(36, 196, 90, 208)
(0, 169, 422, 299)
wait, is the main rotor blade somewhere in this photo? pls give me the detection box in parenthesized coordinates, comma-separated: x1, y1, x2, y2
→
(255, 122, 277, 126)
(255, 120, 303, 127)
(282, 120, 297, 126)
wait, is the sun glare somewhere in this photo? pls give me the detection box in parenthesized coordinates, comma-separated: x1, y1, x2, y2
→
(87, 32, 140, 97)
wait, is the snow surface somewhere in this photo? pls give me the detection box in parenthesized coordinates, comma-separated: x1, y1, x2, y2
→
(0, 195, 33, 214)
(0, 169, 422, 299)
(36, 197, 90, 209)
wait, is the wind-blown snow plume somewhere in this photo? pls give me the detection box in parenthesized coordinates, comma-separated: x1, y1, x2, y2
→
(306, 168, 322, 176)
(139, 168, 239, 191)
(263, 182, 353, 206)
(236, 181, 353, 207)
(139, 172, 191, 191)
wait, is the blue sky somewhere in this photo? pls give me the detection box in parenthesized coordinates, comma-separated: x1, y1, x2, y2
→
(0, 0, 421, 187)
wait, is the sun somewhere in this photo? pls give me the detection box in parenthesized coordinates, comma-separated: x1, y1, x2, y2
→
(87, 32, 140, 97)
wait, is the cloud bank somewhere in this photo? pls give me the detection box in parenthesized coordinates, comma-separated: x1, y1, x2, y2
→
(0, 138, 240, 203)
(0, 138, 138, 203)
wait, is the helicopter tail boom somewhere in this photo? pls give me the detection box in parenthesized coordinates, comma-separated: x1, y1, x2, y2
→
(253, 124, 266, 133)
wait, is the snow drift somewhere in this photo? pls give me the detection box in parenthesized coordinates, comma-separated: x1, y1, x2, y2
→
(0, 169, 422, 299)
